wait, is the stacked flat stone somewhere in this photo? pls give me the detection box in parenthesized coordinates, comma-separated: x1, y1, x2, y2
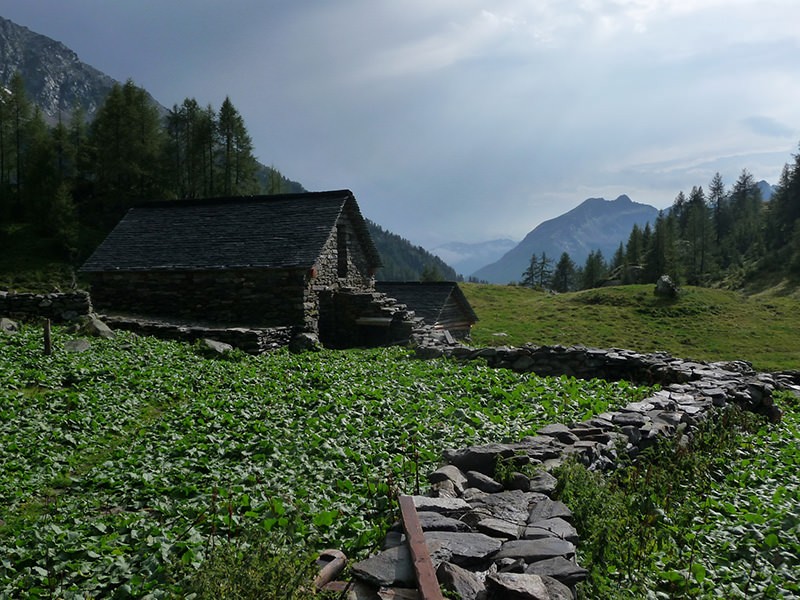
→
(350, 478, 584, 599)
(100, 314, 295, 354)
(347, 345, 786, 599)
(416, 343, 781, 423)
(0, 290, 91, 322)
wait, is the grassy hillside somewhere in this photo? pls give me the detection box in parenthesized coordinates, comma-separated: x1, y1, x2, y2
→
(462, 283, 800, 372)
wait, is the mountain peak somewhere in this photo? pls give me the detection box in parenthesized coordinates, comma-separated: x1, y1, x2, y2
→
(472, 194, 658, 283)
(0, 16, 162, 123)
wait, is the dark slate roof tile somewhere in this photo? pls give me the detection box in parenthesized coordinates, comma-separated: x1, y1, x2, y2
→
(80, 190, 381, 272)
(375, 281, 478, 324)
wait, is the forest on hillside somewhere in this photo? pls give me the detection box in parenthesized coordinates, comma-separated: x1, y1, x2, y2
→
(0, 73, 306, 255)
(0, 73, 453, 283)
(520, 153, 800, 292)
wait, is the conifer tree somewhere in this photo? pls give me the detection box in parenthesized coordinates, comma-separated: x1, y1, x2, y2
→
(217, 97, 259, 195)
(725, 169, 763, 265)
(611, 242, 625, 271)
(625, 224, 645, 266)
(552, 252, 576, 292)
(0, 85, 11, 216)
(90, 80, 164, 217)
(708, 172, 726, 247)
(47, 182, 79, 255)
(764, 147, 800, 256)
(23, 107, 58, 223)
(643, 211, 678, 283)
(683, 186, 715, 284)
(581, 250, 607, 289)
(521, 252, 554, 288)
(6, 73, 32, 215)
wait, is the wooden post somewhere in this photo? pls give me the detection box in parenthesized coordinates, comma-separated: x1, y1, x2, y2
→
(43, 319, 52, 356)
(398, 495, 445, 600)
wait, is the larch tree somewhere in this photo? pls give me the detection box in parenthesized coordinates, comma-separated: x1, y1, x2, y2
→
(581, 250, 607, 289)
(90, 80, 164, 218)
(552, 252, 576, 292)
(708, 172, 727, 247)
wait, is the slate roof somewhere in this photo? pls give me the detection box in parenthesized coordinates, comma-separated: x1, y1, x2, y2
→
(375, 281, 478, 325)
(80, 190, 381, 272)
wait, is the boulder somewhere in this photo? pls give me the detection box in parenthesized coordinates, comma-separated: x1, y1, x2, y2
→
(654, 274, 679, 298)
(289, 331, 321, 353)
(466, 470, 504, 493)
(414, 511, 471, 532)
(527, 498, 573, 524)
(64, 339, 91, 353)
(493, 538, 576, 562)
(523, 518, 579, 544)
(410, 495, 471, 515)
(468, 490, 543, 528)
(351, 541, 450, 587)
(199, 338, 234, 355)
(528, 472, 558, 495)
(0, 317, 19, 334)
(78, 314, 115, 339)
(477, 517, 521, 540)
(443, 443, 519, 475)
(423, 531, 503, 567)
(429, 464, 468, 494)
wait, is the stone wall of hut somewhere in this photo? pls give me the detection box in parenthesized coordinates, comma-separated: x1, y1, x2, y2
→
(85, 269, 308, 328)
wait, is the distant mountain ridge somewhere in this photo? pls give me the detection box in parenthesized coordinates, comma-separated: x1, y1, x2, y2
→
(757, 180, 775, 201)
(472, 195, 659, 284)
(367, 220, 457, 281)
(431, 239, 518, 278)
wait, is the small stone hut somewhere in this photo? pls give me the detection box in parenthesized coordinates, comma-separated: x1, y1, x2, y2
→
(80, 190, 383, 339)
(375, 281, 478, 339)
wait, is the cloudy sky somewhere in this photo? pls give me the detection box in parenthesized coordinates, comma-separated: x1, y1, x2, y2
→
(2, 1, 799, 247)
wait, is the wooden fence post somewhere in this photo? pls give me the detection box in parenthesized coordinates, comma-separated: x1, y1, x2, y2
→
(43, 319, 52, 356)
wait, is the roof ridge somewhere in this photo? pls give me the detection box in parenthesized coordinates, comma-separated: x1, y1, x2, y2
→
(134, 189, 354, 209)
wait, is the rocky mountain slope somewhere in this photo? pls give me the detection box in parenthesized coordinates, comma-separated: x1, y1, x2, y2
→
(472, 195, 659, 284)
(0, 16, 164, 122)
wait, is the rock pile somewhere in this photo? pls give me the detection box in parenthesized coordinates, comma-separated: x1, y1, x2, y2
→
(346, 344, 785, 599)
(351, 487, 585, 599)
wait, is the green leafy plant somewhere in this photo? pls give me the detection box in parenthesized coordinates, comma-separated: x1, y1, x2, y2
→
(0, 325, 650, 596)
(555, 399, 800, 599)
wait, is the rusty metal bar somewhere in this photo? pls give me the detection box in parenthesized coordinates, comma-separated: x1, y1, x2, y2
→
(398, 495, 444, 600)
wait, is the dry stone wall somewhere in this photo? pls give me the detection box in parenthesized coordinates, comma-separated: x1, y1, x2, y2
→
(348, 339, 785, 599)
(0, 290, 91, 322)
(99, 314, 294, 354)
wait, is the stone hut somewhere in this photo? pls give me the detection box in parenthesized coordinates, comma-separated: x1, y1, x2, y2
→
(80, 190, 386, 343)
(375, 281, 478, 340)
